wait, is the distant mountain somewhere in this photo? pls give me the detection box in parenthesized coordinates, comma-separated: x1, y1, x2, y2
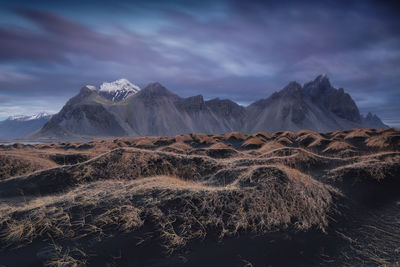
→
(32, 75, 388, 139)
(6, 111, 52, 122)
(0, 112, 52, 139)
(86, 78, 141, 102)
(362, 112, 388, 129)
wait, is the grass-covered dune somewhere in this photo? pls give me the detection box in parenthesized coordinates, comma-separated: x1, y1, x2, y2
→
(0, 128, 399, 266)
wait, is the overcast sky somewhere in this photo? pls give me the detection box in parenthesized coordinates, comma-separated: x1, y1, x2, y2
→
(0, 0, 399, 127)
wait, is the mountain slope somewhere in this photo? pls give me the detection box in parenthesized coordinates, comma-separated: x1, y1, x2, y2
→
(35, 86, 126, 138)
(110, 82, 189, 136)
(32, 75, 388, 139)
(0, 112, 52, 140)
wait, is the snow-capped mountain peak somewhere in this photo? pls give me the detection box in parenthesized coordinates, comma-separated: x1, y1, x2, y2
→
(99, 78, 140, 93)
(7, 115, 26, 121)
(28, 112, 52, 120)
(7, 112, 52, 121)
(97, 79, 140, 102)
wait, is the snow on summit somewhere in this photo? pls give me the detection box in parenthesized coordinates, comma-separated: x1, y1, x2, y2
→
(7, 112, 52, 121)
(99, 79, 140, 93)
(96, 79, 141, 102)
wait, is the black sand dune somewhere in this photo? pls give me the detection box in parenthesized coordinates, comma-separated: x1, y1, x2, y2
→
(0, 128, 399, 266)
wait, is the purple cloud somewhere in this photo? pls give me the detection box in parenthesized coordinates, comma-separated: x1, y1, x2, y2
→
(0, 0, 399, 126)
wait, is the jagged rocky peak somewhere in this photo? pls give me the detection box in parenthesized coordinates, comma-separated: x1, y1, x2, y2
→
(362, 112, 388, 128)
(302, 74, 332, 96)
(254, 75, 362, 125)
(366, 112, 379, 120)
(301, 74, 361, 123)
(315, 73, 331, 86)
(302, 75, 348, 102)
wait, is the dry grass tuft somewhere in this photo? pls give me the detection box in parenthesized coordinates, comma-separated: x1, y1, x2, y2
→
(255, 132, 272, 140)
(241, 137, 265, 149)
(366, 131, 400, 150)
(223, 131, 246, 141)
(0, 167, 337, 254)
(174, 134, 193, 143)
(323, 141, 354, 153)
(257, 141, 285, 154)
(191, 133, 217, 145)
(134, 138, 155, 148)
(344, 129, 370, 140)
(0, 154, 56, 180)
(159, 141, 193, 153)
(327, 153, 400, 182)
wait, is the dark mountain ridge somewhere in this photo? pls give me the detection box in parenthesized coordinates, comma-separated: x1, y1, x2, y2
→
(302, 74, 361, 122)
(244, 75, 371, 133)
(31, 75, 387, 139)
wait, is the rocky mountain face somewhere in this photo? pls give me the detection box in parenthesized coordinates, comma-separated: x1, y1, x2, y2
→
(0, 112, 52, 140)
(107, 82, 246, 137)
(302, 75, 361, 122)
(37, 86, 126, 138)
(244, 75, 374, 133)
(32, 76, 388, 139)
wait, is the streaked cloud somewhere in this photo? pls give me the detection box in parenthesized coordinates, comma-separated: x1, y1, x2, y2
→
(0, 0, 399, 126)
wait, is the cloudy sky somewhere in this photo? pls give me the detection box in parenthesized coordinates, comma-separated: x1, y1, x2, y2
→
(0, 0, 399, 126)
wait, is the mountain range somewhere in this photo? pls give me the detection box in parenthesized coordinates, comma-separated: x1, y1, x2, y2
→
(23, 74, 386, 140)
(0, 112, 52, 140)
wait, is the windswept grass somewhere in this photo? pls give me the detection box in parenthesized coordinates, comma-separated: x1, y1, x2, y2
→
(0, 128, 399, 266)
(0, 167, 337, 264)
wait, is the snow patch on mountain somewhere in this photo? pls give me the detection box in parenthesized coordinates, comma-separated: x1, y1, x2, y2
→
(85, 79, 141, 102)
(7, 112, 52, 121)
(85, 85, 97, 91)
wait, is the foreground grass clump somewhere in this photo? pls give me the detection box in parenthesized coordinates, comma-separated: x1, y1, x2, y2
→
(0, 165, 336, 264)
